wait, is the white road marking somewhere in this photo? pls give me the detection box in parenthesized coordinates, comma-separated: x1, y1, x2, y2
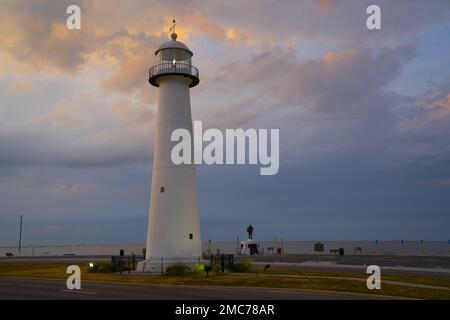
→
(61, 289, 98, 295)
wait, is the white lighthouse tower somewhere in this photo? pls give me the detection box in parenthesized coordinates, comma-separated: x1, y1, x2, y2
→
(139, 23, 202, 272)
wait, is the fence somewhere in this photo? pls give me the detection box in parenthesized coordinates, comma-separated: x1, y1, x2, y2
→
(132, 254, 235, 274)
(203, 254, 235, 272)
(111, 255, 143, 274)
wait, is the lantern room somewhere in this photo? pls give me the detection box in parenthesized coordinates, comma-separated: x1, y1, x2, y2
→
(149, 32, 199, 88)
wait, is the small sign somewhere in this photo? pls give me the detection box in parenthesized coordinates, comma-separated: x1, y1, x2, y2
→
(314, 242, 324, 253)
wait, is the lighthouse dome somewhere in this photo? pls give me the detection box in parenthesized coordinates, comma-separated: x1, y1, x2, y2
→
(155, 32, 193, 56)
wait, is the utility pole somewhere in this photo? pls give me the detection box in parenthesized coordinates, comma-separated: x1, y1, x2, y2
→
(18, 215, 23, 253)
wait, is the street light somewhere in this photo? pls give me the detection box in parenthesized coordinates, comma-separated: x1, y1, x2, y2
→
(18, 215, 23, 253)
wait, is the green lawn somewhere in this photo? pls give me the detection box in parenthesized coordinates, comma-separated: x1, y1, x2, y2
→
(0, 262, 449, 300)
(250, 266, 450, 288)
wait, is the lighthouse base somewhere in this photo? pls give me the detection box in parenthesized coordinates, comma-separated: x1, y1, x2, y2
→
(136, 257, 204, 273)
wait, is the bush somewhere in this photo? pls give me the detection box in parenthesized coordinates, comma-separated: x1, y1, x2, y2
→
(88, 263, 113, 273)
(211, 263, 222, 272)
(165, 263, 190, 275)
(195, 263, 205, 273)
(232, 260, 252, 273)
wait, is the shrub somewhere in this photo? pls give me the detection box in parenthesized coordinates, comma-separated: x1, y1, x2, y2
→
(211, 263, 222, 272)
(88, 263, 113, 273)
(232, 260, 252, 273)
(195, 263, 205, 273)
(165, 263, 190, 275)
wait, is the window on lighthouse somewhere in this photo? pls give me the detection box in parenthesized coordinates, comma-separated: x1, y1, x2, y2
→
(160, 187, 165, 193)
(156, 49, 191, 71)
(189, 233, 193, 240)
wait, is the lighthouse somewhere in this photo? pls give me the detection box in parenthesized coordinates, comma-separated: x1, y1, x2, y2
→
(138, 23, 202, 272)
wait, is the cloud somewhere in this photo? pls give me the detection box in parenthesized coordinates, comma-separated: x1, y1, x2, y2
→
(8, 79, 40, 93)
(24, 181, 97, 195)
(202, 96, 272, 128)
(0, 94, 155, 168)
(99, 30, 163, 94)
(198, 42, 446, 172)
(0, 0, 449, 243)
(384, 79, 450, 166)
(1, 0, 448, 96)
(314, 0, 340, 12)
(430, 179, 450, 188)
(0, 0, 95, 72)
(183, 9, 226, 41)
(191, 0, 450, 46)
(205, 44, 414, 128)
(399, 82, 450, 131)
(0, 1, 447, 171)
(0, 0, 165, 75)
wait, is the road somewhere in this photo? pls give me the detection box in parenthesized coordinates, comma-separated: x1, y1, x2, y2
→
(0, 277, 382, 300)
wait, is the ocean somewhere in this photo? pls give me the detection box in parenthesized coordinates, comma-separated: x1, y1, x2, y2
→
(1, 240, 449, 257)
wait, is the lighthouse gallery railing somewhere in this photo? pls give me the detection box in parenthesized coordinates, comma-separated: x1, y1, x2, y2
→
(149, 62, 199, 79)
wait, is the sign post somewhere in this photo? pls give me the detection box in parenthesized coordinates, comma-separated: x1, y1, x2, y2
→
(314, 242, 324, 261)
(420, 240, 425, 256)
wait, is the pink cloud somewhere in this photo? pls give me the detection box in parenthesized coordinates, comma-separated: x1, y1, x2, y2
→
(8, 79, 40, 93)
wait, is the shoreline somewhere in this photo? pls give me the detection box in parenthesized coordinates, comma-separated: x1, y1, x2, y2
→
(1, 240, 449, 257)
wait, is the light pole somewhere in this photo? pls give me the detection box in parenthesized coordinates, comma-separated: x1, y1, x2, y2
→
(18, 215, 23, 253)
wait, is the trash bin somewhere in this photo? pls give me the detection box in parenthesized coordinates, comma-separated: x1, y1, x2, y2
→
(339, 248, 344, 256)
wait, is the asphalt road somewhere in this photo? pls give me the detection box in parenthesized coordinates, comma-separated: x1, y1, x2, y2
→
(0, 277, 380, 300)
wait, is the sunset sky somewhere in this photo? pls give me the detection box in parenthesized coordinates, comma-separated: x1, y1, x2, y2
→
(0, 0, 449, 245)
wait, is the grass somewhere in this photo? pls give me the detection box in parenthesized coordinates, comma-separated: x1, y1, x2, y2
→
(0, 262, 449, 299)
(250, 266, 450, 288)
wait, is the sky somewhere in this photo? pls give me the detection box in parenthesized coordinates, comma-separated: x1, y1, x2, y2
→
(0, 0, 449, 245)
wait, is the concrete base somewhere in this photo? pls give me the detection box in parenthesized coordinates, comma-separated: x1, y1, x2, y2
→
(240, 239, 260, 255)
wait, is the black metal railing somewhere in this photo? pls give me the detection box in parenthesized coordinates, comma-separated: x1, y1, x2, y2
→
(149, 62, 199, 79)
(111, 254, 143, 274)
